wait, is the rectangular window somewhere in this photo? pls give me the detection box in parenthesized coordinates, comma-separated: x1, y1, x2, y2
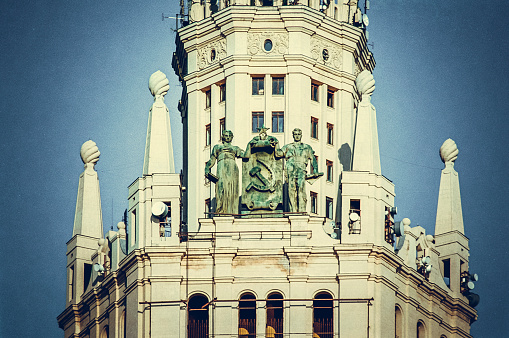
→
(159, 202, 171, 237)
(326, 197, 333, 219)
(219, 83, 226, 102)
(252, 77, 265, 95)
(311, 82, 319, 102)
(205, 124, 211, 146)
(205, 89, 211, 108)
(327, 123, 333, 145)
(205, 198, 211, 218)
(272, 77, 284, 95)
(326, 160, 333, 182)
(272, 111, 284, 133)
(68, 265, 74, 301)
(252, 112, 264, 132)
(219, 118, 225, 137)
(131, 209, 136, 245)
(310, 192, 317, 214)
(327, 89, 334, 107)
(311, 117, 318, 139)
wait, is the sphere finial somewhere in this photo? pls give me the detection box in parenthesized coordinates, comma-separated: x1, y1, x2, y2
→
(355, 70, 375, 101)
(440, 138, 458, 164)
(80, 140, 100, 167)
(148, 70, 169, 98)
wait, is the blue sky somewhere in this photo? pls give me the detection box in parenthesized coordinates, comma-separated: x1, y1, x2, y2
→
(1, 0, 507, 336)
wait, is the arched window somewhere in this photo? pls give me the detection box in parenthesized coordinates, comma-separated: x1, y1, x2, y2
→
(188, 294, 209, 338)
(266, 292, 283, 338)
(313, 292, 333, 338)
(119, 311, 126, 338)
(395, 306, 402, 338)
(101, 325, 109, 338)
(417, 321, 426, 338)
(239, 293, 256, 338)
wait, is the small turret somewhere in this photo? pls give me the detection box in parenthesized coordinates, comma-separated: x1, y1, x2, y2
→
(66, 140, 104, 306)
(434, 139, 473, 300)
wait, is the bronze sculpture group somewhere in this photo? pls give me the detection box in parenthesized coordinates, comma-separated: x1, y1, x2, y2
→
(205, 127, 323, 214)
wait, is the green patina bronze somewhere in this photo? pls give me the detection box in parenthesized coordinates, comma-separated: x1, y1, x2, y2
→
(242, 126, 284, 212)
(282, 128, 323, 212)
(205, 130, 244, 214)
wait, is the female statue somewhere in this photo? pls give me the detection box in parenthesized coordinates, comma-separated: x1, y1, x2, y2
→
(205, 130, 244, 214)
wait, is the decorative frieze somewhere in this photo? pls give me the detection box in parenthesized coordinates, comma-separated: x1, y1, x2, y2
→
(247, 31, 289, 55)
(310, 36, 343, 70)
(197, 38, 227, 69)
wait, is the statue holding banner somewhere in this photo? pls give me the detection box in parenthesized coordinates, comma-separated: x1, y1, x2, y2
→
(205, 130, 244, 214)
(242, 126, 284, 212)
(282, 128, 323, 212)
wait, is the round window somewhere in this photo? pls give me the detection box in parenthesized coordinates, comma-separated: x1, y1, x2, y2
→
(264, 39, 273, 52)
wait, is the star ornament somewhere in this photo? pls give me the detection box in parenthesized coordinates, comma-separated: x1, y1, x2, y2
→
(257, 125, 270, 134)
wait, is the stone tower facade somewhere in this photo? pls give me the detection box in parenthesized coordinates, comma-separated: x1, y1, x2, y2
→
(58, 2, 479, 338)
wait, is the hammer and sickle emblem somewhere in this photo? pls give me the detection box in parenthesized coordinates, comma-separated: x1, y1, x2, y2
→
(246, 160, 275, 192)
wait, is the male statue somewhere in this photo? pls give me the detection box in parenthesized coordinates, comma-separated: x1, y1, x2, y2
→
(282, 128, 323, 212)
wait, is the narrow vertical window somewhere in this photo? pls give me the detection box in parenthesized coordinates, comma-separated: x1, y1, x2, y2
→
(443, 259, 451, 287)
(188, 294, 209, 338)
(205, 124, 211, 146)
(272, 112, 284, 133)
(159, 202, 171, 237)
(131, 209, 136, 245)
(313, 292, 333, 338)
(310, 192, 317, 214)
(327, 89, 334, 107)
(327, 123, 333, 145)
(266, 293, 283, 338)
(219, 83, 226, 102)
(119, 311, 126, 338)
(252, 112, 264, 132)
(311, 82, 319, 101)
(205, 89, 211, 108)
(326, 160, 333, 182)
(417, 321, 426, 338)
(220, 118, 226, 137)
(239, 293, 256, 338)
(395, 306, 403, 338)
(272, 77, 284, 95)
(252, 77, 265, 95)
(326, 197, 333, 219)
(68, 265, 74, 301)
(311, 117, 319, 139)
(205, 198, 211, 218)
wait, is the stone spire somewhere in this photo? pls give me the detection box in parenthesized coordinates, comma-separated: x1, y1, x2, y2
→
(435, 138, 464, 234)
(143, 70, 175, 176)
(351, 70, 381, 174)
(73, 140, 103, 238)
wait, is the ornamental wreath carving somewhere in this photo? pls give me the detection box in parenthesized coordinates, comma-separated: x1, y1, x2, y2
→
(310, 36, 343, 70)
(247, 31, 289, 55)
(197, 38, 227, 70)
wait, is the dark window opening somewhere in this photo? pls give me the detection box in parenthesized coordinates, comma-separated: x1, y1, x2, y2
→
(326, 197, 333, 219)
(310, 192, 317, 214)
(252, 112, 264, 133)
(311, 83, 319, 102)
(443, 259, 451, 287)
(266, 293, 283, 338)
(205, 89, 211, 108)
(188, 294, 209, 338)
(219, 83, 226, 102)
(158, 202, 171, 237)
(326, 160, 333, 182)
(220, 118, 226, 137)
(327, 123, 333, 145)
(272, 77, 284, 95)
(252, 77, 265, 95)
(83, 263, 92, 294)
(327, 89, 334, 107)
(239, 293, 256, 338)
(313, 293, 333, 338)
(272, 112, 284, 133)
(311, 117, 318, 139)
(205, 198, 211, 218)
(205, 124, 211, 146)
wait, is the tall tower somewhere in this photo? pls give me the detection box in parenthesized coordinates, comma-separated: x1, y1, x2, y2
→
(59, 2, 479, 337)
(173, 2, 375, 228)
